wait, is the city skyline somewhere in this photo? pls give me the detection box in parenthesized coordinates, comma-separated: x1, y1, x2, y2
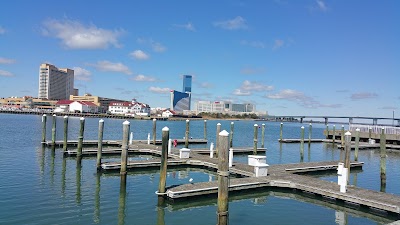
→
(0, 1, 399, 117)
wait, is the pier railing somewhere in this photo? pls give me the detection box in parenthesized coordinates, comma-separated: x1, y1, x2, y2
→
(349, 124, 400, 135)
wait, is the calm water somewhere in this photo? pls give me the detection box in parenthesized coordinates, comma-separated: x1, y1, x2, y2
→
(0, 114, 399, 225)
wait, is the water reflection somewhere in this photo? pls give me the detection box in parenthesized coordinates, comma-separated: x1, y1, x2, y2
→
(118, 175, 127, 225)
(94, 173, 101, 224)
(50, 146, 55, 185)
(156, 205, 165, 225)
(335, 211, 348, 225)
(308, 143, 311, 162)
(76, 159, 81, 205)
(61, 156, 66, 197)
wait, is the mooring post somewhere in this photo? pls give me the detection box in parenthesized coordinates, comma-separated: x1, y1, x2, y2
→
(261, 124, 265, 149)
(332, 125, 336, 143)
(325, 124, 329, 139)
(147, 133, 150, 145)
(210, 142, 214, 158)
(152, 118, 157, 145)
(77, 117, 85, 159)
(279, 123, 283, 141)
(355, 128, 360, 161)
(120, 120, 130, 176)
(341, 125, 345, 147)
(63, 116, 68, 152)
(51, 114, 57, 145)
(253, 124, 258, 154)
(97, 119, 104, 170)
(216, 123, 221, 157)
(229, 148, 233, 168)
(158, 127, 170, 196)
(217, 130, 229, 225)
(229, 122, 234, 148)
(204, 120, 207, 140)
(344, 131, 352, 184)
(129, 132, 133, 145)
(41, 114, 47, 143)
(369, 127, 372, 140)
(168, 139, 172, 154)
(185, 119, 190, 148)
(300, 126, 305, 161)
(380, 128, 386, 186)
(308, 123, 312, 143)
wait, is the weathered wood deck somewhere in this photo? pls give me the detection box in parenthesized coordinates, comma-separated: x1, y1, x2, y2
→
(337, 143, 400, 151)
(279, 139, 325, 143)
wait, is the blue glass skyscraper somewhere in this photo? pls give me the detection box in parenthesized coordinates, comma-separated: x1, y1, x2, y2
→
(182, 75, 192, 93)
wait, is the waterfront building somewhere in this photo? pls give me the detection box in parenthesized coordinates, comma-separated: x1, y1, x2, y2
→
(70, 94, 126, 113)
(195, 100, 256, 114)
(54, 100, 98, 113)
(38, 63, 74, 100)
(108, 99, 150, 116)
(170, 90, 190, 112)
(162, 109, 176, 118)
(0, 96, 57, 110)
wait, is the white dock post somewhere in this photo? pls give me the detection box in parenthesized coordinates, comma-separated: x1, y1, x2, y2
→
(229, 148, 233, 168)
(129, 132, 133, 145)
(168, 138, 172, 154)
(147, 133, 150, 145)
(210, 142, 214, 158)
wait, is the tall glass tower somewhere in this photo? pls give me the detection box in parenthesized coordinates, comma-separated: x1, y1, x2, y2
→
(182, 75, 192, 110)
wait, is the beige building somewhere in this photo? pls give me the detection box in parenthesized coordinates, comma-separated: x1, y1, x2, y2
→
(38, 63, 74, 100)
(69, 94, 127, 112)
(0, 96, 57, 110)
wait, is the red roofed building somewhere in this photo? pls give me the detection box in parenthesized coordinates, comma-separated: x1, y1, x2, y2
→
(162, 109, 176, 118)
(108, 99, 150, 116)
(54, 100, 98, 113)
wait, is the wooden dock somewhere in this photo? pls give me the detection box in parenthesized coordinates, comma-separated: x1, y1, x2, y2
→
(337, 143, 400, 151)
(279, 138, 325, 143)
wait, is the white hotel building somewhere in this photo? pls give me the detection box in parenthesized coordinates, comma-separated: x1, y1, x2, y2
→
(38, 63, 74, 100)
(195, 101, 256, 114)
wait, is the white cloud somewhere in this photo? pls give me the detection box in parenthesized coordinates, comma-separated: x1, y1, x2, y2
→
(0, 57, 16, 64)
(273, 39, 285, 50)
(351, 92, 378, 100)
(240, 40, 265, 48)
(42, 19, 123, 49)
(240, 80, 274, 92)
(0, 26, 5, 34)
(316, 0, 328, 12)
(137, 38, 167, 53)
(130, 50, 150, 60)
(132, 74, 157, 82)
(73, 67, 91, 81)
(266, 89, 341, 108)
(148, 86, 170, 94)
(173, 22, 196, 31)
(0, 70, 14, 77)
(214, 16, 248, 30)
(88, 60, 132, 75)
(233, 89, 251, 96)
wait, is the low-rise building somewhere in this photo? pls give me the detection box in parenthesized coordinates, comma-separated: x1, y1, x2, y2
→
(55, 100, 98, 113)
(162, 109, 176, 118)
(195, 101, 256, 114)
(108, 99, 150, 116)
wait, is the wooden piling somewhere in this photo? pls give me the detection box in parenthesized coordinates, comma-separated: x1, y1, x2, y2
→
(261, 124, 265, 149)
(380, 128, 386, 185)
(308, 123, 312, 143)
(344, 131, 352, 184)
(158, 127, 170, 195)
(51, 114, 57, 145)
(300, 126, 304, 161)
(216, 123, 221, 157)
(185, 119, 189, 148)
(354, 128, 360, 161)
(369, 127, 372, 140)
(41, 114, 47, 142)
(325, 124, 329, 139)
(279, 123, 283, 141)
(217, 130, 229, 225)
(204, 120, 207, 140)
(341, 125, 345, 147)
(63, 116, 68, 152)
(153, 118, 157, 145)
(229, 122, 234, 148)
(97, 119, 104, 170)
(120, 121, 130, 175)
(77, 117, 85, 159)
(332, 125, 336, 143)
(253, 124, 258, 154)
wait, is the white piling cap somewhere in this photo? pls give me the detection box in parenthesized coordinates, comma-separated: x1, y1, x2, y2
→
(204, 120, 207, 122)
(162, 126, 170, 131)
(43, 114, 47, 117)
(333, 125, 336, 127)
(262, 123, 265, 126)
(63, 116, 68, 119)
(345, 131, 351, 136)
(123, 120, 130, 125)
(80, 117, 85, 120)
(356, 128, 360, 131)
(231, 122, 234, 124)
(53, 114, 56, 116)
(309, 123, 312, 125)
(301, 126, 304, 129)
(342, 125, 344, 127)
(381, 127, 385, 130)
(217, 123, 221, 126)
(186, 119, 189, 122)
(254, 124, 258, 126)
(219, 130, 229, 137)
(99, 119, 104, 123)
(281, 123, 283, 125)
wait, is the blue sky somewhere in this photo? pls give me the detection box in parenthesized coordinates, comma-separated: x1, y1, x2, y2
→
(0, 0, 399, 117)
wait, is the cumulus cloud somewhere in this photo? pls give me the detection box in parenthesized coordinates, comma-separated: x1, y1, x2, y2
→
(173, 22, 196, 31)
(132, 74, 157, 82)
(42, 19, 124, 49)
(0, 70, 14, 77)
(214, 16, 248, 30)
(130, 50, 150, 60)
(232, 89, 251, 96)
(0, 57, 16, 64)
(137, 38, 167, 52)
(240, 80, 274, 92)
(148, 86, 170, 94)
(73, 67, 91, 81)
(88, 60, 132, 75)
(240, 40, 265, 49)
(266, 89, 341, 108)
(351, 92, 378, 100)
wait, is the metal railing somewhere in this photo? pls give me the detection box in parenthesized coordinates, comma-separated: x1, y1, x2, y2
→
(349, 124, 400, 135)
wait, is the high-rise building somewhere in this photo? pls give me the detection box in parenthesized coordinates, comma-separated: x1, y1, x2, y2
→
(170, 90, 190, 112)
(38, 63, 74, 100)
(182, 75, 192, 93)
